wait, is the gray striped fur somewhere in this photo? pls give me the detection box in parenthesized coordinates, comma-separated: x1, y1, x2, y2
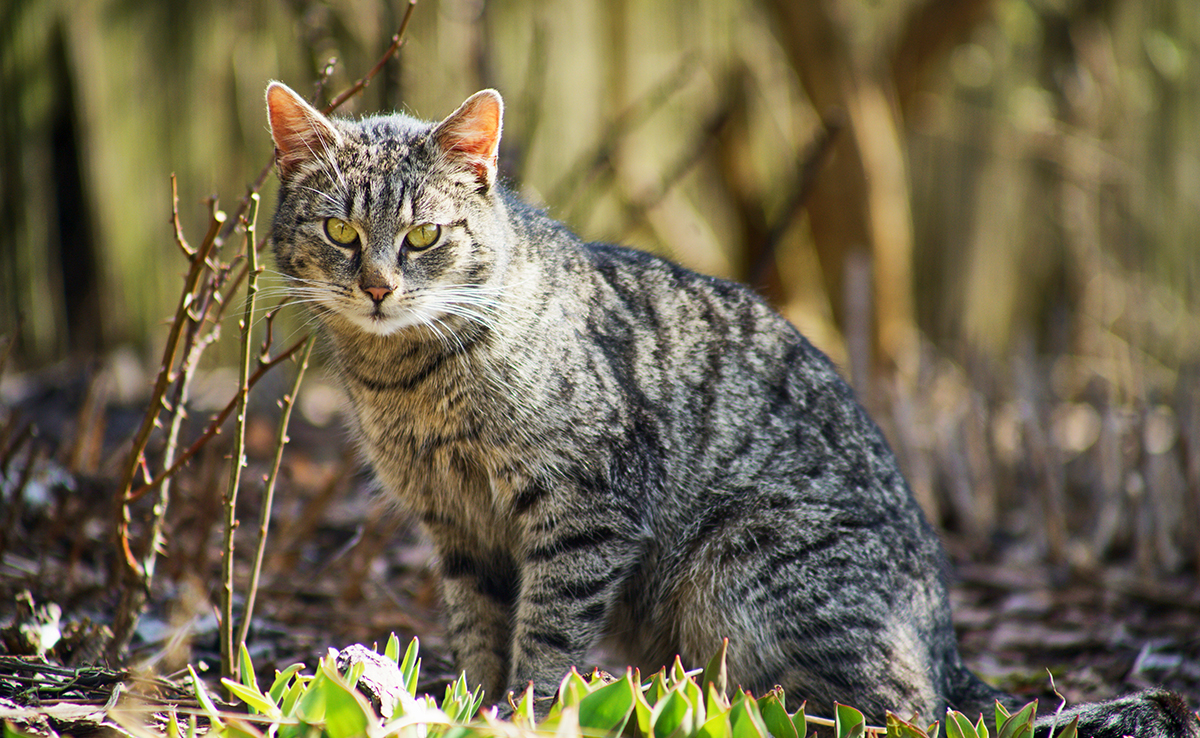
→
(265, 83, 1196, 737)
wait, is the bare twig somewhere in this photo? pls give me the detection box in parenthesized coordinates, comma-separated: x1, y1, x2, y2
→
(749, 111, 844, 285)
(108, 2, 423, 667)
(220, 194, 261, 680)
(114, 194, 224, 574)
(323, 0, 417, 114)
(0, 324, 19, 378)
(616, 100, 734, 242)
(109, 189, 226, 661)
(211, 0, 418, 255)
(236, 333, 316, 650)
(124, 335, 310, 505)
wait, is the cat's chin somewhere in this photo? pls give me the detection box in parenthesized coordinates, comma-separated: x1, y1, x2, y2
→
(343, 309, 434, 337)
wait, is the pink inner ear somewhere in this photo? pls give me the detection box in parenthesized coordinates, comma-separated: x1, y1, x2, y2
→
(435, 91, 503, 182)
(267, 83, 336, 176)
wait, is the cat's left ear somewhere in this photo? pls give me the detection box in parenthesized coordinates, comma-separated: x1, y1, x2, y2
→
(433, 90, 503, 191)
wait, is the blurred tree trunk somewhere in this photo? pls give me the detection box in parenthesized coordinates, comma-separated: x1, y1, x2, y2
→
(891, 0, 998, 120)
(763, 0, 915, 388)
(763, 0, 996, 382)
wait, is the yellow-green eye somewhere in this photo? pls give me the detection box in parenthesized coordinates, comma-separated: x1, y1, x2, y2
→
(404, 223, 441, 251)
(324, 217, 359, 247)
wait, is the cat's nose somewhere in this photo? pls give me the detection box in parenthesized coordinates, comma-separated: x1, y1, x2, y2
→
(361, 284, 394, 303)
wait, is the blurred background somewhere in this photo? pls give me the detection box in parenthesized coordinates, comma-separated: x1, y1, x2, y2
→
(2, 0, 1199, 700)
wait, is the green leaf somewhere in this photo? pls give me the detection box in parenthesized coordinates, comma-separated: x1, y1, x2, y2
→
(996, 701, 1036, 738)
(443, 672, 480, 723)
(557, 667, 591, 710)
(399, 638, 420, 696)
(384, 633, 401, 663)
(188, 665, 225, 729)
(513, 684, 537, 729)
(790, 701, 807, 738)
(579, 670, 636, 735)
(670, 656, 690, 687)
(701, 640, 730, 707)
(834, 703, 866, 738)
(268, 664, 304, 706)
(238, 644, 259, 693)
(653, 686, 695, 738)
(994, 702, 1010, 734)
(730, 691, 769, 738)
(706, 683, 729, 724)
(635, 676, 656, 737)
(552, 705, 582, 738)
(280, 675, 308, 718)
(647, 668, 669, 705)
(974, 713, 989, 738)
(293, 668, 328, 723)
(945, 711, 979, 738)
(165, 707, 181, 738)
(757, 689, 797, 738)
(698, 713, 734, 738)
(222, 678, 280, 716)
(342, 659, 366, 693)
(886, 711, 930, 738)
(322, 677, 374, 738)
(1050, 715, 1078, 738)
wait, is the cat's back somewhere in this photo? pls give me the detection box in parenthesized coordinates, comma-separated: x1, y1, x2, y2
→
(548, 238, 922, 526)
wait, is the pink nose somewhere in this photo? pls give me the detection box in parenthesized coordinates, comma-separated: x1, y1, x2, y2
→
(362, 285, 393, 303)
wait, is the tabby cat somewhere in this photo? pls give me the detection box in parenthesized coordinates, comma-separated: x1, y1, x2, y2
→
(265, 82, 1196, 737)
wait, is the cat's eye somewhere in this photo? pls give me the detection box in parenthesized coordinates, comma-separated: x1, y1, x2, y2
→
(404, 223, 441, 251)
(324, 217, 360, 247)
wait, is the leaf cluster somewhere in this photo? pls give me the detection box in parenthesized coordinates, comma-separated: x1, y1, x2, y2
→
(65, 637, 1064, 738)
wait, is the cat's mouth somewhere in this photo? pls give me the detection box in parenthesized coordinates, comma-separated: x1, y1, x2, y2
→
(338, 299, 433, 336)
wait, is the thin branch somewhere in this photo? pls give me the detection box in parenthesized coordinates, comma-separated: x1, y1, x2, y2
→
(616, 100, 734, 242)
(125, 334, 311, 505)
(749, 111, 844, 285)
(221, 193, 261, 680)
(115, 198, 225, 572)
(236, 333, 316, 650)
(211, 0, 418, 254)
(170, 176, 194, 258)
(323, 0, 418, 114)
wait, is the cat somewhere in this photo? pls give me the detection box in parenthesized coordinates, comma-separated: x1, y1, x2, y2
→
(264, 81, 1197, 737)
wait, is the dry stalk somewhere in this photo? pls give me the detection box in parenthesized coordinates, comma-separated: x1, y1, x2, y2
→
(220, 194, 261, 679)
(109, 185, 226, 660)
(323, 0, 418, 114)
(236, 332, 316, 650)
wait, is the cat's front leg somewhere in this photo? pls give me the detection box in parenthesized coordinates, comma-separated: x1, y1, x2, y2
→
(435, 548, 520, 702)
(505, 510, 641, 713)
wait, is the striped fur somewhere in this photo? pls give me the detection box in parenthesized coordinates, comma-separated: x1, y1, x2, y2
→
(266, 83, 1196, 736)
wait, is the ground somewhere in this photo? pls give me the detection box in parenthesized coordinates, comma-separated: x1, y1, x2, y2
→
(1, 360, 1197, 734)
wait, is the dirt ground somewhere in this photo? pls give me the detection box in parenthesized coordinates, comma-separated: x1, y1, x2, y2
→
(1, 360, 1198, 730)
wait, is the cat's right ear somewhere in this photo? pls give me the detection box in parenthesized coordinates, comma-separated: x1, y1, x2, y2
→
(266, 81, 342, 179)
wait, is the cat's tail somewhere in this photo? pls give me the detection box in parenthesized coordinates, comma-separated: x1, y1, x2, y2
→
(948, 666, 1199, 738)
(1030, 690, 1199, 738)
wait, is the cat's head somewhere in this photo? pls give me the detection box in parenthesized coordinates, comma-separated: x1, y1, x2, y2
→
(266, 82, 507, 337)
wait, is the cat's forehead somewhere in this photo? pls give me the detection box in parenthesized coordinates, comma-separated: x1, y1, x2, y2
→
(338, 113, 430, 152)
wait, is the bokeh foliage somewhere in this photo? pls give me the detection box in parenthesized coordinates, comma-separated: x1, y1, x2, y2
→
(2, 0, 1198, 573)
(5, 0, 1197, 368)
